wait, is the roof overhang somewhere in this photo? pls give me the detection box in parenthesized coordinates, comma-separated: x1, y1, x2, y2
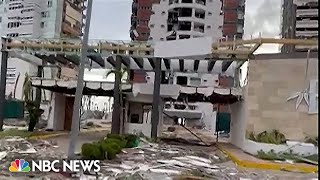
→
(31, 78, 132, 96)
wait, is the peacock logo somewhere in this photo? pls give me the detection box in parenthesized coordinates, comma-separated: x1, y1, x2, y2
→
(9, 159, 31, 172)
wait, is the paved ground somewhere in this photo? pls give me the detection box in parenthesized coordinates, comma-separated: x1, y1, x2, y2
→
(49, 130, 108, 154)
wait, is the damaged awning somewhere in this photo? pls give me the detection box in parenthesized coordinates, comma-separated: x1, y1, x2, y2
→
(163, 109, 203, 119)
(132, 83, 243, 100)
(30, 78, 132, 96)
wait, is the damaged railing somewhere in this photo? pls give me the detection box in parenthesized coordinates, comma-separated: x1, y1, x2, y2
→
(2, 38, 154, 56)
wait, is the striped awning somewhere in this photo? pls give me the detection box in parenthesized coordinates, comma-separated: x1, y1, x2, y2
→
(32, 53, 238, 75)
(30, 78, 132, 96)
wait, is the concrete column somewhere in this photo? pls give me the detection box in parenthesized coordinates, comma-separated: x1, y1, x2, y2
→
(0, 49, 8, 131)
(230, 85, 248, 149)
(151, 58, 161, 139)
(35, 65, 43, 106)
(111, 55, 122, 134)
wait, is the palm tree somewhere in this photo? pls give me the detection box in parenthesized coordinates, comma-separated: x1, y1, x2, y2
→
(106, 68, 129, 134)
(23, 73, 43, 132)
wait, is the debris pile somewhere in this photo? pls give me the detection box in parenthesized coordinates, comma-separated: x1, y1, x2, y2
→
(91, 138, 232, 179)
(0, 137, 64, 178)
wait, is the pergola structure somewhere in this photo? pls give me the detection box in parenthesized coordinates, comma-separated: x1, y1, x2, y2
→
(0, 37, 318, 136)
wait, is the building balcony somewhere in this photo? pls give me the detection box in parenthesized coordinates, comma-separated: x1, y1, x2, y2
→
(296, 30, 318, 37)
(168, 1, 206, 10)
(296, 9, 318, 17)
(62, 21, 81, 37)
(164, 102, 203, 119)
(296, 20, 318, 28)
(178, 16, 206, 24)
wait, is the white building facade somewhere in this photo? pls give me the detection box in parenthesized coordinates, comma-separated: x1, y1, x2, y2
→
(149, 0, 223, 41)
(0, 0, 83, 100)
(293, 0, 318, 51)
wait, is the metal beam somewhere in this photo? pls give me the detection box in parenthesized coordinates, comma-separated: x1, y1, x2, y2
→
(151, 57, 161, 139)
(0, 41, 8, 131)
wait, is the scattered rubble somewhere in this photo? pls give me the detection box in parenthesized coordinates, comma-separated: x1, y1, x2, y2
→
(0, 135, 316, 179)
(0, 137, 65, 178)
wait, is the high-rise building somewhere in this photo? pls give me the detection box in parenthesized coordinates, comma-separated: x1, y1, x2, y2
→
(281, 0, 318, 53)
(222, 0, 245, 40)
(130, 0, 245, 42)
(0, 0, 84, 100)
(0, 0, 83, 38)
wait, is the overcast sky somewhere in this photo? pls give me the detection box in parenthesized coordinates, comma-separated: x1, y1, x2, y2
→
(89, 0, 282, 53)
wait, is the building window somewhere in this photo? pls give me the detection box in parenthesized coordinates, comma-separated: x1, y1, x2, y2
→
(0, 17, 2, 23)
(161, 24, 165, 28)
(160, 38, 164, 41)
(161, 11, 166, 15)
(40, 22, 45, 28)
(149, 37, 153, 40)
(309, 79, 318, 114)
(207, 25, 211, 29)
(150, 24, 154, 28)
(48, 0, 52, 7)
(41, 11, 50, 18)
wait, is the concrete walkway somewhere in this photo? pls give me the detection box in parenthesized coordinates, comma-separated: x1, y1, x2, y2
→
(47, 130, 108, 154)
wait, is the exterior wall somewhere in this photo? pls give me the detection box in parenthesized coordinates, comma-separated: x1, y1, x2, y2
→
(0, 0, 43, 37)
(47, 92, 66, 130)
(149, 0, 223, 41)
(154, 36, 213, 58)
(222, 0, 245, 39)
(130, 0, 160, 41)
(61, 0, 83, 37)
(5, 57, 38, 100)
(246, 58, 318, 141)
(124, 98, 163, 137)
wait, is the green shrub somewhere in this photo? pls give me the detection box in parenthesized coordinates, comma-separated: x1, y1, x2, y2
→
(100, 141, 121, 160)
(124, 134, 139, 148)
(253, 130, 286, 145)
(104, 138, 127, 149)
(107, 134, 126, 141)
(81, 143, 104, 160)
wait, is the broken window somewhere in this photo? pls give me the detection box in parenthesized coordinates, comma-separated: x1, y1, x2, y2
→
(179, 8, 192, 17)
(176, 76, 188, 85)
(174, 104, 186, 110)
(194, 23, 204, 33)
(189, 77, 201, 86)
(178, 21, 192, 31)
(179, 34, 190, 39)
(195, 10, 205, 19)
(130, 114, 141, 124)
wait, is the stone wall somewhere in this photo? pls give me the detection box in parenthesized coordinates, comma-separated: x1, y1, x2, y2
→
(246, 58, 318, 141)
